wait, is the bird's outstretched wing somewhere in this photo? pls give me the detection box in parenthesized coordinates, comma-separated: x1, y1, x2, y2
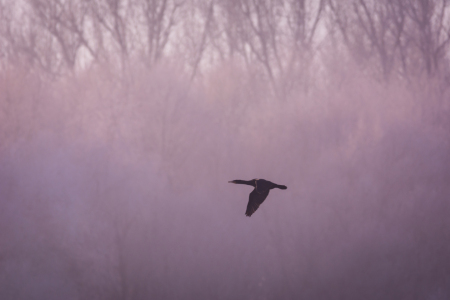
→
(245, 189, 270, 217)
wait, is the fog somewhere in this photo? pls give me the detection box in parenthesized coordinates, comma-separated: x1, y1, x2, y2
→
(1, 1, 450, 299)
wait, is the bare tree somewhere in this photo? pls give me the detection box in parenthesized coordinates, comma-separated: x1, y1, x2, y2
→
(89, 0, 131, 67)
(288, 0, 325, 53)
(186, 0, 215, 80)
(328, 0, 408, 79)
(0, 2, 55, 73)
(138, 0, 182, 66)
(211, 0, 325, 95)
(27, 0, 97, 71)
(403, 0, 450, 76)
(328, 0, 450, 79)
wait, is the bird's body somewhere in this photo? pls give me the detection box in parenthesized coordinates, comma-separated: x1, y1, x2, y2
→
(228, 179, 287, 216)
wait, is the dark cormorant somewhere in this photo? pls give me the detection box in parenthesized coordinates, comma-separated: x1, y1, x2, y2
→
(228, 179, 287, 217)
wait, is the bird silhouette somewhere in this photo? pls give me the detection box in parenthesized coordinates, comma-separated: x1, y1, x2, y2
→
(228, 179, 287, 217)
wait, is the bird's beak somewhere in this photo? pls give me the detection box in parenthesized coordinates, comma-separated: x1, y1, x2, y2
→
(228, 181, 234, 183)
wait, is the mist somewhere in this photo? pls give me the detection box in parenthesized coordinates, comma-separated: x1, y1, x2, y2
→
(1, 1, 450, 299)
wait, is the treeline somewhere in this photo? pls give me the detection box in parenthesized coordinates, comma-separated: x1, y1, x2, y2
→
(1, 0, 450, 86)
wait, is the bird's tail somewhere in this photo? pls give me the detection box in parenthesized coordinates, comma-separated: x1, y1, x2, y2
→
(276, 184, 287, 190)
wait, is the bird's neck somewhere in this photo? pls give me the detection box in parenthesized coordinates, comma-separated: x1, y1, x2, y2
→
(234, 180, 255, 187)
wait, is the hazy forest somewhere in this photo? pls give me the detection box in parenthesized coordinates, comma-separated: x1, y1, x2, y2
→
(1, 0, 450, 299)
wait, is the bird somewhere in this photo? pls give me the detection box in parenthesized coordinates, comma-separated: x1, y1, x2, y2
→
(228, 179, 287, 217)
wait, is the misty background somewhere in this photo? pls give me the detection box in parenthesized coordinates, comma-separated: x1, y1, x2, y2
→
(1, 0, 450, 299)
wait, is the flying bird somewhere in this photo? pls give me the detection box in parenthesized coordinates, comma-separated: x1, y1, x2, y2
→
(228, 179, 287, 217)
